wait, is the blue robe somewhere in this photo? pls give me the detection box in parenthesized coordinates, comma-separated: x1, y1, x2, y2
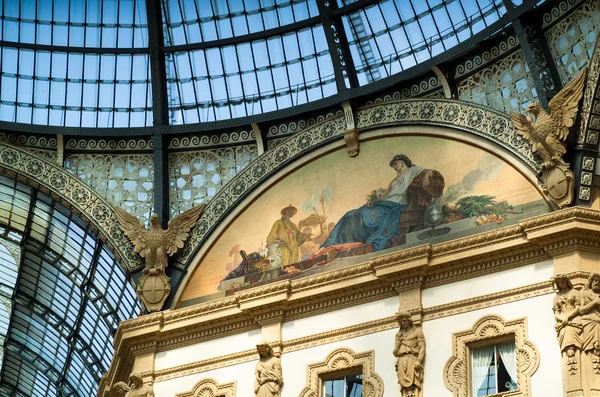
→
(321, 201, 406, 252)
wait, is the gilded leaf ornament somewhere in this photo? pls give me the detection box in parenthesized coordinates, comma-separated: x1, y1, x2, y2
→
(115, 205, 206, 312)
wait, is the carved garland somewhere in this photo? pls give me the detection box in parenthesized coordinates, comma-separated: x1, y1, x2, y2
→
(443, 315, 540, 397)
(299, 348, 384, 397)
(175, 378, 236, 397)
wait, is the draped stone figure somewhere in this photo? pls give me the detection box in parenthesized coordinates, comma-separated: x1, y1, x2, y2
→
(393, 311, 425, 397)
(552, 274, 583, 395)
(255, 342, 283, 397)
(579, 273, 600, 396)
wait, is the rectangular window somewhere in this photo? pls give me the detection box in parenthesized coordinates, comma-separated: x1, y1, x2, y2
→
(323, 372, 363, 397)
(471, 342, 518, 397)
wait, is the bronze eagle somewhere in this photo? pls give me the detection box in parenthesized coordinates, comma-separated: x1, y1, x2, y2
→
(510, 68, 586, 169)
(114, 205, 206, 274)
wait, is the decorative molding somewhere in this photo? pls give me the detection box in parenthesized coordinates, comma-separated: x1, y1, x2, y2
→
(65, 137, 153, 152)
(299, 348, 384, 397)
(175, 378, 236, 397)
(151, 349, 258, 382)
(0, 142, 142, 271)
(423, 281, 554, 321)
(169, 131, 255, 150)
(364, 74, 441, 105)
(129, 282, 550, 384)
(104, 208, 600, 387)
(542, 0, 590, 29)
(266, 110, 344, 138)
(443, 315, 540, 397)
(0, 133, 57, 149)
(454, 34, 519, 79)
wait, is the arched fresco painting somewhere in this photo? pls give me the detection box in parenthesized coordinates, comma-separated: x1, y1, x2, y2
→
(180, 134, 548, 303)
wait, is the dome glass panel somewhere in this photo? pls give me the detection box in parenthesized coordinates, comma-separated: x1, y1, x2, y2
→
(161, 0, 320, 45)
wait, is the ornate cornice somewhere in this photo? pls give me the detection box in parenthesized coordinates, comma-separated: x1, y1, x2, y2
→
(65, 137, 153, 152)
(169, 130, 255, 149)
(119, 282, 551, 384)
(102, 207, 600, 387)
(423, 281, 553, 321)
(0, 141, 142, 271)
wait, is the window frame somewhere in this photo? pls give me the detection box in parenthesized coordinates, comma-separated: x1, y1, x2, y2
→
(444, 315, 540, 397)
(468, 336, 518, 397)
(298, 348, 383, 397)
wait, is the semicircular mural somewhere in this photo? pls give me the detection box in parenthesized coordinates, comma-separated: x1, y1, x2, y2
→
(180, 133, 548, 303)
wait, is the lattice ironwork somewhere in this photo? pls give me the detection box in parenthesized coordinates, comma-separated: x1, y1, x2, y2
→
(64, 154, 154, 223)
(457, 50, 537, 114)
(545, 0, 600, 84)
(169, 145, 258, 216)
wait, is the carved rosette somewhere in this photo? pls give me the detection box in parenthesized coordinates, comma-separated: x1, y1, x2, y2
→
(175, 378, 236, 397)
(443, 315, 540, 397)
(299, 348, 383, 397)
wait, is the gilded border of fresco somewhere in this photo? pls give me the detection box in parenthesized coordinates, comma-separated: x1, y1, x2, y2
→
(0, 142, 142, 271)
(177, 99, 541, 269)
(443, 315, 540, 397)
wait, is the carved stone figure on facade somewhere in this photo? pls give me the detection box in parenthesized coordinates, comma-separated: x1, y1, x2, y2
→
(510, 68, 586, 208)
(552, 274, 583, 395)
(115, 204, 206, 312)
(579, 273, 600, 395)
(255, 341, 283, 397)
(111, 373, 154, 397)
(393, 311, 426, 397)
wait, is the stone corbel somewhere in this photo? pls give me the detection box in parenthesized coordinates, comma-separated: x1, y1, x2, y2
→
(342, 102, 359, 157)
(255, 309, 284, 356)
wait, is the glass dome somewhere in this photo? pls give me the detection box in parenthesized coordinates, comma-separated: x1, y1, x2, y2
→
(0, 0, 540, 129)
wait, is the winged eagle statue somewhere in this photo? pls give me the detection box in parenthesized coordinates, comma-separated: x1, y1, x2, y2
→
(115, 205, 205, 311)
(509, 68, 587, 208)
(510, 69, 586, 169)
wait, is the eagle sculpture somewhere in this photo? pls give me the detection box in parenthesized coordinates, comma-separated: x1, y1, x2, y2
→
(510, 68, 586, 169)
(114, 205, 206, 274)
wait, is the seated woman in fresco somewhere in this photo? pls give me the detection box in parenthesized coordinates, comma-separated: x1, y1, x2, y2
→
(320, 154, 444, 252)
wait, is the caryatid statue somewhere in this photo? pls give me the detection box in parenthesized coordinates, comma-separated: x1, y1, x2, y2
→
(115, 205, 205, 312)
(579, 273, 600, 395)
(255, 341, 283, 397)
(393, 311, 426, 397)
(552, 274, 583, 394)
(111, 373, 154, 397)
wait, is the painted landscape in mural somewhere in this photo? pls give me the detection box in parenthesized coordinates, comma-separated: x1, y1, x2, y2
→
(180, 135, 548, 302)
